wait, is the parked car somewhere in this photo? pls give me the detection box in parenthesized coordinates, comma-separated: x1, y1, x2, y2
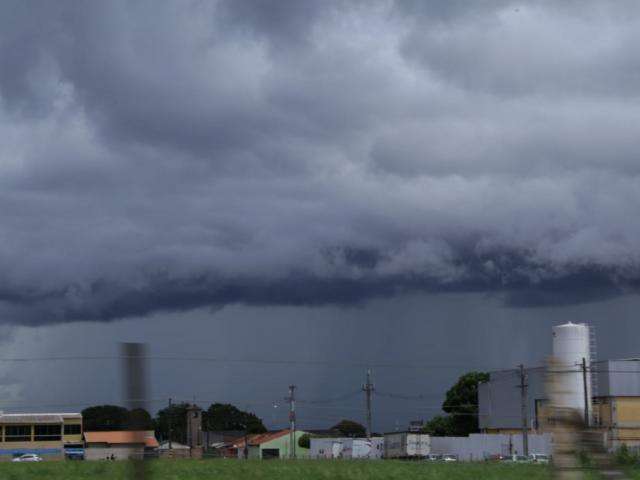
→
(65, 450, 85, 461)
(442, 454, 458, 462)
(486, 454, 505, 462)
(529, 453, 550, 464)
(425, 454, 443, 461)
(12, 454, 43, 462)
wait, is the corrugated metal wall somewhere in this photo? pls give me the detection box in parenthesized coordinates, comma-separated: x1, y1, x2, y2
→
(430, 433, 552, 461)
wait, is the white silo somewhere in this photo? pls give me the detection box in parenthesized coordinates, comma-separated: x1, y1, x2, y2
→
(551, 322, 591, 418)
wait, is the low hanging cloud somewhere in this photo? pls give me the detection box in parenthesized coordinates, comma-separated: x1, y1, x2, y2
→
(1, 0, 640, 325)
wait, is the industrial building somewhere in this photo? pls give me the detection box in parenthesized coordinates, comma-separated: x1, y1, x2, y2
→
(478, 367, 547, 434)
(478, 322, 640, 450)
(0, 412, 82, 461)
(591, 359, 640, 449)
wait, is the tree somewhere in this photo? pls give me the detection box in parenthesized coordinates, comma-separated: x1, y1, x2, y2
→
(155, 403, 190, 443)
(422, 415, 455, 436)
(331, 419, 366, 438)
(441, 371, 489, 436)
(202, 403, 266, 434)
(81, 405, 130, 431)
(298, 433, 312, 449)
(129, 408, 155, 430)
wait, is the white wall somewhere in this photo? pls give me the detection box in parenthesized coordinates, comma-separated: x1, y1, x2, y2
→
(85, 447, 144, 461)
(430, 433, 552, 461)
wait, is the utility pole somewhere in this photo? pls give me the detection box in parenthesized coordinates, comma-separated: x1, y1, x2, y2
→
(582, 357, 589, 427)
(243, 428, 249, 460)
(168, 398, 173, 450)
(518, 364, 529, 457)
(363, 369, 374, 438)
(122, 342, 148, 478)
(286, 385, 296, 459)
(243, 403, 251, 460)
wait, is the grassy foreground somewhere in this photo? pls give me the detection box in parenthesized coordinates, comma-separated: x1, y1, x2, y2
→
(0, 459, 560, 480)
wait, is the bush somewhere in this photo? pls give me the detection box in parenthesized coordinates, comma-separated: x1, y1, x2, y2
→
(615, 444, 639, 465)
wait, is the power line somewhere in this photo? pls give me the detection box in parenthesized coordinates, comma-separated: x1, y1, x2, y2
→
(374, 390, 441, 401)
(297, 390, 362, 404)
(0, 355, 506, 370)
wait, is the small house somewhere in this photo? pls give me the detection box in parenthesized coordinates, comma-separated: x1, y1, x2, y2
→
(234, 429, 309, 459)
(84, 431, 158, 461)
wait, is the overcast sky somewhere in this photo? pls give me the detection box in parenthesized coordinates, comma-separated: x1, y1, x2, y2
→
(1, 0, 640, 431)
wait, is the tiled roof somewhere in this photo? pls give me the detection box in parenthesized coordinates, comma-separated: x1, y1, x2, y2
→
(0, 414, 62, 424)
(234, 429, 290, 448)
(0, 413, 81, 424)
(84, 431, 159, 448)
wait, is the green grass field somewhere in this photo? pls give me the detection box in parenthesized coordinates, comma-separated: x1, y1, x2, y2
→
(0, 459, 607, 480)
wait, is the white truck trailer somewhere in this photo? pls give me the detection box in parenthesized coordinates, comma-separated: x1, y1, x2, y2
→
(383, 432, 430, 458)
(310, 437, 384, 459)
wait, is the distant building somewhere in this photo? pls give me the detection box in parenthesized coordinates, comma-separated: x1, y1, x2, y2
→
(202, 430, 245, 458)
(408, 420, 424, 432)
(158, 440, 190, 459)
(83, 431, 158, 461)
(233, 429, 309, 459)
(203, 430, 245, 445)
(0, 412, 82, 461)
(478, 367, 546, 434)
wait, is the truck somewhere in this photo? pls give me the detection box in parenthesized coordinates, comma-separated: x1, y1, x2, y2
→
(383, 432, 430, 458)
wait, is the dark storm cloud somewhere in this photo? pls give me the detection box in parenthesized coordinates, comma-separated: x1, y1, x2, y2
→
(1, 0, 640, 324)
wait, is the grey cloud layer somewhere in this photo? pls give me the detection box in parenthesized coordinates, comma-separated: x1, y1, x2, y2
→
(1, 0, 640, 324)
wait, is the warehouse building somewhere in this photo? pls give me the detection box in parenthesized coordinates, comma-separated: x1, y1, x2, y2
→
(478, 367, 546, 435)
(0, 412, 82, 461)
(591, 359, 640, 449)
(478, 359, 640, 450)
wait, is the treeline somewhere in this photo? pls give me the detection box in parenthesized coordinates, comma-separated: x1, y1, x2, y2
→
(81, 402, 267, 443)
(80, 371, 487, 443)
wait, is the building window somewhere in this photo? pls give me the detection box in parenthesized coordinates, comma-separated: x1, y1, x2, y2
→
(5, 425, 31, 442)
(35, 424, 62, 441)
(64, 424, 81, 435)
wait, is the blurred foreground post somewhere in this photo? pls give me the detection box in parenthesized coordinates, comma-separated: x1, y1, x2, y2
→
(122, 342, 150, 480)
(518, 364, 529, 457)
(547, 357, 627, 480)
(547, 357, 583, 479)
